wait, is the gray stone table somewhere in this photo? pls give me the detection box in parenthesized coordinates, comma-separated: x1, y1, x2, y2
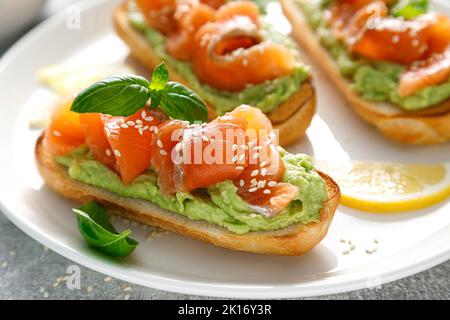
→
(0, 0, 449, 300)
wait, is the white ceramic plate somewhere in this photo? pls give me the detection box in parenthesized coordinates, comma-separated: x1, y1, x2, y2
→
(0, 0, 449, 298)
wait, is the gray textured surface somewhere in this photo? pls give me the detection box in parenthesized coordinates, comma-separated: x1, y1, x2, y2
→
(0, 0, 449, 300)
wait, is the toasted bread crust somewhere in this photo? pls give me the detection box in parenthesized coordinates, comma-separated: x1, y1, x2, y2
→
(113, 1, 316, 146)
(35, 135, 340, 256)
(281, 0, 450, 145)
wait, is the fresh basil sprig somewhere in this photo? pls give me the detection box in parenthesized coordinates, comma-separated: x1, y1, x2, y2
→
(73, 202, 138, 257)
(392, 0, 428, 20)
(71, 62, 207, 123)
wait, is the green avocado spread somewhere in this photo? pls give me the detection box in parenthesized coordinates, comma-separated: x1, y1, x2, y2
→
(296, 0, 450, 111)
(56, 146, 327, 235)
(128, 1, 310, 115)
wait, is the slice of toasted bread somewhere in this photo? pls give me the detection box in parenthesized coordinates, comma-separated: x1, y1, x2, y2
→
(113, 1, 316, 146)
(281, 0, 450, 145)
(35, 134, 340, 256)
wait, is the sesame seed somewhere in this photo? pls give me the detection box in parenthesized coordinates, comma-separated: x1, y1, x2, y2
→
(141, 110, 147, 119)
(52, 130, 61, 137)
(239, 179, 245, 187)
(143, 125, 149, 130)
(106, 149, 112, 157)
(114, 150, 122, 157)
(127, 121, 135, 126)
(153, 126, 159, 134)
(248, 187, 258, 193)
(157, 139, 163, 148)
(120, 124, 129, 129)
(235, 166, 244, 170)
(136, 119, 143, 125)
(268, 181, 277, 187)
(251, 169, 259, 177)
(138, 128, 144, 136)
(263, 189, 271, 195)
(159, 149, 167, 156)
(240, 145, 249, 150)
(104, 277, 112, 282)
(260, 168, 267, 176)
(145, 116, 154, 122)
(391, 35, 400, 44)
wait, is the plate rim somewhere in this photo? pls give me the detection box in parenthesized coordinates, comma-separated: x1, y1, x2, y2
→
(0, 0, 449, 298)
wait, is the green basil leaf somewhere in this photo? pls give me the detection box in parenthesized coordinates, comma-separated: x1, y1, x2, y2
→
(159, 81, 208, 123)
(149, 62, 169, 91)
(71, 75, 151, 116)
(73, 202, 138, 257)
(392, 0, 428, 19)
(149, 92, 162, 110)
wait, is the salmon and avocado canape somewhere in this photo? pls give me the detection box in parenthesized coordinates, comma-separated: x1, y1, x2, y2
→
(113, 0, 317, 146)
(36, 64, 340, 256)
(281, 0, 450, 144)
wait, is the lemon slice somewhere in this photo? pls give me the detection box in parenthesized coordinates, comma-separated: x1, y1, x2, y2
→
(37, 64, 135, 96)
(315, 160, 450, 213)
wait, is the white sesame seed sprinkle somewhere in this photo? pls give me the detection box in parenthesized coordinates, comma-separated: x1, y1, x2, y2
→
(268, 181, 277, 187)
(235, 166, 244, 170)
(248, 187, 258, 193)
(141, 111, 147, 119)
(251, 169, 259, 177)
(157, 139, 163, 148)
(145, 116, 154, 122)
(136, 119, 143, 125)
(239, 179, 245, 187)
(106, 149, 112, 157)
(114, 149, 122, 157)
(120, 124, 129, 129)
(127, 121, 135, 126)
(263, 189, 271, 195)
(260, 168, 267, 176)
(138, 128, 144, 136)
(159, 149, 167, 156)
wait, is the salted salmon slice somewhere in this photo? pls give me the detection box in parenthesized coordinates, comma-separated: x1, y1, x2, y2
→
(215, 0, 260, 25)
(104, 108, 166, 185)
(151, 105, 297, 216)
(79, 113, 117, 171)
(399, 46, 450, 97)
(150, 119, 188, 194)
(192, 17, 295, 91)
(43, 96, 84, 156)
(166, 2, 216, 60)
(136, 0, 178, 34)
(328, 2, 450, 65)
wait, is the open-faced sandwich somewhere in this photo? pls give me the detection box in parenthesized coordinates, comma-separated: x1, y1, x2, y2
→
(114, 0, 316, 146)
(35, 64, 340, 256)
(281, 0, 450, 144)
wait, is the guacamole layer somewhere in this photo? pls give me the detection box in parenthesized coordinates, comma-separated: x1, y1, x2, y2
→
(128, 1, 310, 115)
(57, 147, 327, 235)
(296, 0, 450, 111)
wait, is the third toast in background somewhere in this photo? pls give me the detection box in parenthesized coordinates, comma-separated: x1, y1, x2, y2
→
(282, 0, 450, 144)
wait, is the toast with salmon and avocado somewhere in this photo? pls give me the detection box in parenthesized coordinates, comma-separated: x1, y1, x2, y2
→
(35, 64, 340, 256)
(113, 0, 317, 146)
(281, 0, 450, 144)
